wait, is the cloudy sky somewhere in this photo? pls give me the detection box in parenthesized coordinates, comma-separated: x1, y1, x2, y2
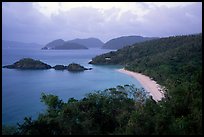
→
(2, 2, 202, 44)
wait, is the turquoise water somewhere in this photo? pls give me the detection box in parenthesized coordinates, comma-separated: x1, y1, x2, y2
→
(2, 48, 143, 125)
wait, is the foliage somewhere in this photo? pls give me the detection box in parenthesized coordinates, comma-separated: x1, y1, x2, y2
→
(3, 58, 52, 69)
(16, 85, 152, 135)
(2, 125, 18, 135)
(90, 33, 202, 135)
(67, 63, 88, 71)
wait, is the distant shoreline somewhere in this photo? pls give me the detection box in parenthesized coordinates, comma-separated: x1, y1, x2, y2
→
(117, 68, 165, 102)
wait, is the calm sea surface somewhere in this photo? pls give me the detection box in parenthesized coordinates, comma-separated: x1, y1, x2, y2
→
(2, 47, 143, 125)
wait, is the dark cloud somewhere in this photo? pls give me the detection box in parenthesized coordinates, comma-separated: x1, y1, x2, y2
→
(2, 2, 202, 45)
(140, 2, 202, 37)
(2, 2, 52, 44)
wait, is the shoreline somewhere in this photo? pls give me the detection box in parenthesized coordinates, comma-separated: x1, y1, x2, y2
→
(117, 68, 165, 102)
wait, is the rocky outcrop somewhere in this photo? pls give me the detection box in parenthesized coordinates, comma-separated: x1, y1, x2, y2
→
(53, 65, 67, 70)
(3, 58, 51, 69)
(67, 63, 88, 71)
(3, 58, 92, 72)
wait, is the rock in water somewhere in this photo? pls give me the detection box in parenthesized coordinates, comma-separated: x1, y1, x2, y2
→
(67, 63, 88, 71)
(53, 65, 67, 70)
(3, 58, 51, 69)
(2, 58, 92, 72)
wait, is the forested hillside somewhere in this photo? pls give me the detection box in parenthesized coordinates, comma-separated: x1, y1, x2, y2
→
(90, 33, 202, 134)
(90, 33, 202, 87)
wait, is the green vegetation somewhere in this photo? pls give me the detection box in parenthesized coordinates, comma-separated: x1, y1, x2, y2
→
(7, 85, 153, 135)
(3, 58, 91, 72)
(67, 63, 89, 71)
(3, 33, 202, 135)
(52, 63, 91, 71)
(2, 125, 18, 135)
(53, 65, 67, 70)
(3, 58, 52, 69)
(90, 33, 202, 134)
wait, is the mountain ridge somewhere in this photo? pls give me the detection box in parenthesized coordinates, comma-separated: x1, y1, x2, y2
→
(42, 37, 104, 50)
(102, 35, 158, 49)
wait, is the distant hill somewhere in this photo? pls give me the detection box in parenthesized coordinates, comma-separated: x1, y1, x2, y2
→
(102, 36, 157, 49)
(2, 40, 42, 49)
(42, 39, 65, 49)
(52, 42, 88, 50)
(68, 38, 104, 48)
(42, 38, 104, 50)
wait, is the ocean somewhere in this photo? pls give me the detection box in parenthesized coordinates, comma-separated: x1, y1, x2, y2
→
(2, 47, 143, 125)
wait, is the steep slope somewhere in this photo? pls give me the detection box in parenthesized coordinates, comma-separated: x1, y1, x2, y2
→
(68, 38, 104, 48)
(102, 36, 157, 49)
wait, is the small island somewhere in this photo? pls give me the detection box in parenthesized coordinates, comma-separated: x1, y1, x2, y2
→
(41, 39, 89, 50)
(52, 63, 91, 71)
(2, 58, 51, 69)
(3, 58, 92, 72)
(67, 63, 89, 71)
(53, 65, 67, 70)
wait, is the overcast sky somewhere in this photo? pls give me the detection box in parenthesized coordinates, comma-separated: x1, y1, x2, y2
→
(2, 2, 202, 45)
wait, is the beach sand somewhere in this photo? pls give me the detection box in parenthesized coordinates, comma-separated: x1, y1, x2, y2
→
(117, 68, 165, 102)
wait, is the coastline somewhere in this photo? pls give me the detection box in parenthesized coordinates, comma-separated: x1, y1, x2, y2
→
(117, 68, 165, 102)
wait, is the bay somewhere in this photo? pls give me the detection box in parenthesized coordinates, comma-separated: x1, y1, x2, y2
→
(2, 48, 143, 125)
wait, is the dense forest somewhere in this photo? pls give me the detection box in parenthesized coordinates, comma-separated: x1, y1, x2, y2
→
(2, 33, 202, 135)
(90, 33, 202, 87)
(90, 33, 202, 134)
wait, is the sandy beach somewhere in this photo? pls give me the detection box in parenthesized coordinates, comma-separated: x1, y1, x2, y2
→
(117, 68, 165, 102)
